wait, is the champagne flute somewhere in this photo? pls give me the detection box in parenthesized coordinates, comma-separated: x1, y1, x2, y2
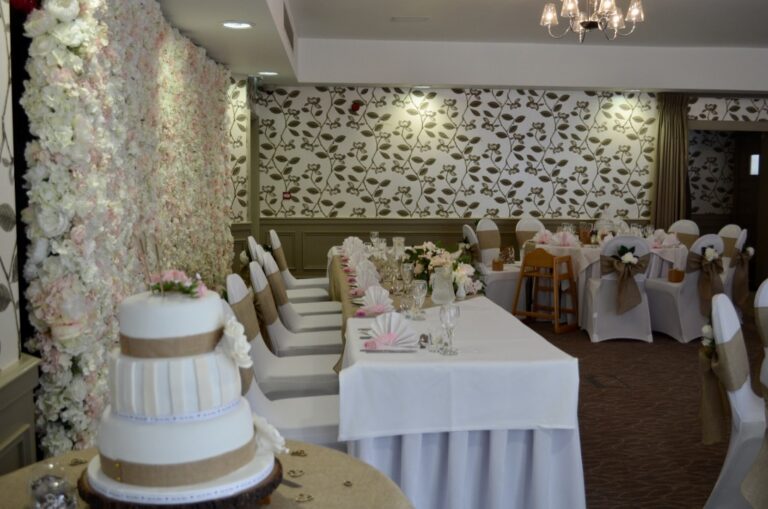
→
(401, 262, 414, 286)
(411, 280, 428, 320)
(439, 303, 460, 356)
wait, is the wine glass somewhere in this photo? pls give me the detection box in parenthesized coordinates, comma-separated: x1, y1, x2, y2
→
(439, 303, 460, 356)
(401, 262, 414, 286)
(410, 280, 428, 320)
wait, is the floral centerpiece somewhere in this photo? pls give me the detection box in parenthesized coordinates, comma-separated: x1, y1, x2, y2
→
(404, 241, 483, 295)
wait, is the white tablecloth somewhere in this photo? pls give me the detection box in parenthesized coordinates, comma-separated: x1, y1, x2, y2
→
(339, 297, 585, 509)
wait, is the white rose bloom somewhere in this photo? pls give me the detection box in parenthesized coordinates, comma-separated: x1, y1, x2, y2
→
(24, 8, 58, 38)
(50, 19, 88, 47)
(28, 35, 59, 58)
(44, 0, 81, 22)
(704, 247, 719, 262)
(701, 324, 713, 338)
(218, 317, 252, 368)
(239, 250, 249, 265)
(253, 414, 289, 455)
(620, 252, 638, 265)
(35, 204, 70, 238)
(746, 247, 755, 257)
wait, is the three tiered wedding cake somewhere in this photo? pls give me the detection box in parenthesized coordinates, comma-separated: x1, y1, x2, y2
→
(82, 284, 280, 505)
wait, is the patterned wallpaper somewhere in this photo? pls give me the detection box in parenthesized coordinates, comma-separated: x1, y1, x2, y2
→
(253, 87, 657, 220)
(0, 0, 19, 370)
(226, 77, 249, 223)
(689, 96, 768, 122)
(687, 130, 735, 215)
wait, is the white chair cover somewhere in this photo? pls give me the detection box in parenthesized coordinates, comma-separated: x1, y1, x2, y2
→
(476, 218, 501, 266)
(584, 236, 652, 343)
(756, 279, 768, 389)
(250, 236, 330, 303)
(262, 253, 342, 333)
(705, 294, 765, 509)
(515, 217, 544, 262)
(718, 223, 742, 238)
(247, 236, 264, 266)
(221, 287, 339, 400)
(463, 224, 480, 264)
(669, 219, 700, 236)
(242, 370, 342, 450)
(269, 229, 330, 291)
(249, 261, 342, 357)
(646, 234, 723, 343)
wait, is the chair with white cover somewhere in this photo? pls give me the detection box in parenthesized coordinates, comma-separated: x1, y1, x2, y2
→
(723, 229, 748, 302)
(269, 229, 330, 291)
(250, 261, 342, 357)
(462, 224, 481, 266)
(740, 279, 768, 508)
(248, 236, 330, 304)
(262, 253, 342, 332)
(668, 219, 700, 249)
(703, 294, 765, 509)
(646, 234, 724, 343)
(515, 217, 545, 262)
(584, 236, 653, 343)
(225, 275, 339, 399)
(718, 224, 743, 263)
(475, 218, 501, 266)
(244, 377, 342, 450)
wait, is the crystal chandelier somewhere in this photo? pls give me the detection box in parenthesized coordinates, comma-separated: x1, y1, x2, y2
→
(540, 0, 645, 43)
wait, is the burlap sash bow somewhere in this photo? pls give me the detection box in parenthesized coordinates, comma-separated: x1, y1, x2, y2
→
(729, 251, 752, 313)
(686, 252, 724, 316)
(266, 271, 289, 306)
(699, 330, 750, 444)
(477, 229, 501, 251)
(516, 231, 537, 251)
(272, 245, 289, 273)
(599, 254, 650, 314)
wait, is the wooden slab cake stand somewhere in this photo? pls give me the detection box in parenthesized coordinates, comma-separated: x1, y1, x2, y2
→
(78, 459, 283, 509)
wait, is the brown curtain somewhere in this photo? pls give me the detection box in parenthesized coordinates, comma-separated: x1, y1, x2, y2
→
(652, 93, 689, 230)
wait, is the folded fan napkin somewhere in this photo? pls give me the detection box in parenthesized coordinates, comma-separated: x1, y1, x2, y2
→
(359, 286, 394, 315)
(363, 312, 418, 350)
(661, 232, 681, 247)
(647, 229, 667, 249)
(342, 236, 365, 255)
(349, 251, 370, 268)
(552, 231, 579, 247)
(532, 229, 553, 245)
(355, 259, 376, 274)
(355, 268, 380, 291)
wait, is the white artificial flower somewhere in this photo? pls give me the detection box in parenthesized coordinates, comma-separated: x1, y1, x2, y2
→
(253, 414, 289, 455)
(746, 247, 755, 257)
(701, 324, 713, 343)
(620, 252, 638, 265)
(24, 8, 58, 38)
(35, 204, 70, 238)
(704, 247, 719, 262)
(218, 317, 252, 369)
(44, 0, 81, 23)
(49, 18, 89, 47)
(239, 250, 249, 265)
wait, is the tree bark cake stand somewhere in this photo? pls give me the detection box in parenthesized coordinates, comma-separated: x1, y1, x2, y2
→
(77, 459, 282, 509)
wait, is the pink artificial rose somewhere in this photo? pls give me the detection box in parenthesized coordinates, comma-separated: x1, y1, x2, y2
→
(354, 309, 366, 317)
(195, 283, 208, 298)
(347, 276, 356, 284)
(344, 267, 354, 274)
(349, 288, 364, 297)
(363, 340, 378, 350)
(161, 270, 177, 282)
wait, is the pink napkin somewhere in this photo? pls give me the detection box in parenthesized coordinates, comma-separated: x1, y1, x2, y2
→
(354, 303, 392, 317)
(533, 229, 553, 244)
(363, 332, 398, 350)
(343, 266, 355, 274)
(553, 231, 579, 247)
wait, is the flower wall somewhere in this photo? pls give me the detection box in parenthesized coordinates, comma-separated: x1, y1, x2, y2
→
(21, 0, 232, 455)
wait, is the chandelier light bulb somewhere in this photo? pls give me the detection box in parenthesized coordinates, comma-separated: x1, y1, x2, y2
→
(597, 0, 617, 16)
(540, 3, 559, 26)
(626, 0, 645, 23)
(561, 0, 579, 18)
(610, 7, 626, 29)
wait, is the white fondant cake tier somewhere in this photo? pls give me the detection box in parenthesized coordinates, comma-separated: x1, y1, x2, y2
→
(86, 451, 275, 504)
(109, 350, 241, 420)
(119, 291, 223, 340)
(98, 398, 254, 465)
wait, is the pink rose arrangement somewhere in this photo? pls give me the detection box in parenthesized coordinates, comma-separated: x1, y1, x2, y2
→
(149, 270, 208, 298)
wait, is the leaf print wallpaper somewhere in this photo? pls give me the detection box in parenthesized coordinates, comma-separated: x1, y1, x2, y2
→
(687, 130, 735, 215)
(227, 77, 249, 223)
(688, 96, 768, 122)
(0, 0, 19, 369)
(252, 87, 657, 220)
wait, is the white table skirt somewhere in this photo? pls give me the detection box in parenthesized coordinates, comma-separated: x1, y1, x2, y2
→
(348, 428, 585, 509)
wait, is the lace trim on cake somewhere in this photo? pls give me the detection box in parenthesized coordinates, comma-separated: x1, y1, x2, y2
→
(114, 398, 241, 423)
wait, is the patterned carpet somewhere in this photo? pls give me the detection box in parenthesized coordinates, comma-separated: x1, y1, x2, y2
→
(530, 308, 764, 509)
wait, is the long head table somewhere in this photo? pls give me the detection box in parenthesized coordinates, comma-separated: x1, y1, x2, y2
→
(338, 296, 585, 509)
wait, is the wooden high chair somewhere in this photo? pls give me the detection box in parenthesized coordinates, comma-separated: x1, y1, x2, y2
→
(512, 248, 579, 333)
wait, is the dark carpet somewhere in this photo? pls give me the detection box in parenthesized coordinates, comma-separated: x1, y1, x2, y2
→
(529, 308, 764, 509)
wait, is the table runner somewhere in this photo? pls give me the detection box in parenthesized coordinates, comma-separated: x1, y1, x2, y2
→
(338, 297, 579, 441)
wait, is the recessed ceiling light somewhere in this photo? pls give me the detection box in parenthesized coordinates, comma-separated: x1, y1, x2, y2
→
(414, 85, 431, 89)
(222, 21, 252, 29)
(258, 71, 278, 77)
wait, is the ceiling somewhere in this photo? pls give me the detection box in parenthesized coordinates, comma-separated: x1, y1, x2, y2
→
(158, 0, 768, 92)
